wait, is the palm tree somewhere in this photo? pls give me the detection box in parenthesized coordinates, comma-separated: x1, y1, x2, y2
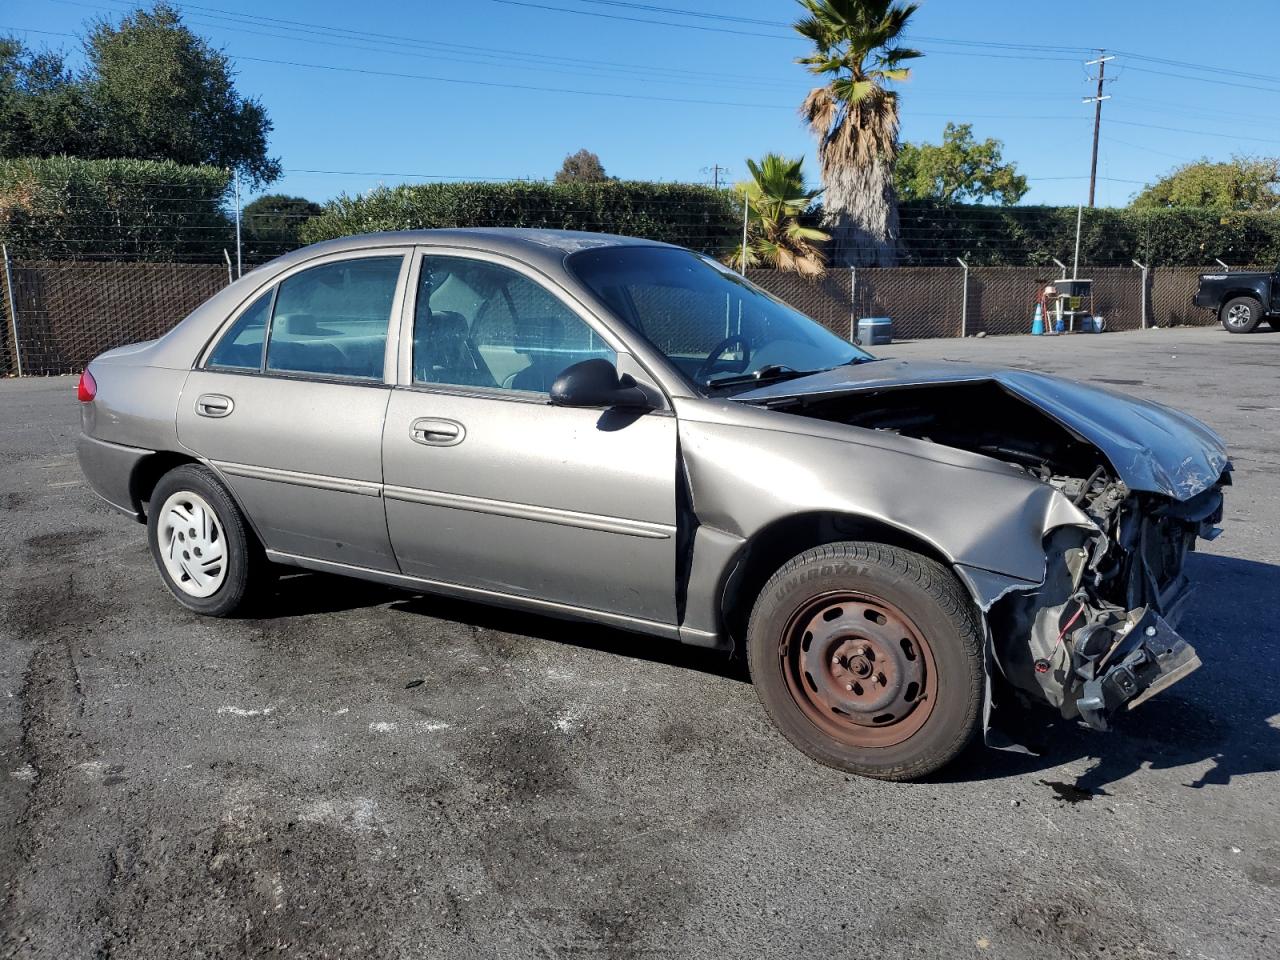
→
(726, 154, 830, 277)
(793, 0, 921, 266)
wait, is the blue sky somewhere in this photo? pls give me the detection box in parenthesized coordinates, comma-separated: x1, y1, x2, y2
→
(10, 0, 1280, 206)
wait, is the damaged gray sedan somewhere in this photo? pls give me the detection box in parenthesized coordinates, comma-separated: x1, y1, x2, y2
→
(76, 230, 1230, 780)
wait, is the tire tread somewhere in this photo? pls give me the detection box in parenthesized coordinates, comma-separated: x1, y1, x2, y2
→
(747, 541, 983, 781)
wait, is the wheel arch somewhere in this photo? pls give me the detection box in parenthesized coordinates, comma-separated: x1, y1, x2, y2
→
(718, 510, 964, 650)
(129, 451, 202, 520)
(1218, 291, 1264, 313)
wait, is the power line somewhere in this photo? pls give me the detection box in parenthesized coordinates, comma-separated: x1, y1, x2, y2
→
(227, 54, 795, 109)
(1122, 64, 1280, 95)
(1107, 117, 1280, 147)
(487, 0, 791, 40)
(42, 0, 802, 91)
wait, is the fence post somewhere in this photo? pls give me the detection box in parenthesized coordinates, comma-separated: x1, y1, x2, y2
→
(2, 243, 21, 378)
(849, 265, 857, 342)
(234, 169, 243, 279)
(1132, 258, 1149, 329)
(956, 257, 969, 338)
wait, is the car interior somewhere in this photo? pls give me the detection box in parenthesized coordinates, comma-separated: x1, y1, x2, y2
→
(206, 254, 617, 390)
(411, 255, 613, 393)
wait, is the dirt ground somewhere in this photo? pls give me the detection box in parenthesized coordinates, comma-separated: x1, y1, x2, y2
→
(2, 326, 1277, 959)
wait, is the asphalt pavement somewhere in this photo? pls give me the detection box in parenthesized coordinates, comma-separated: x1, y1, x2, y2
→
(1, 326, 1277, 959)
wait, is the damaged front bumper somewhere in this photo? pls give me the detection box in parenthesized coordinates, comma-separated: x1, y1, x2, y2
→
(1072, 607, 1201, 731)
(977, 471, 1227, 744)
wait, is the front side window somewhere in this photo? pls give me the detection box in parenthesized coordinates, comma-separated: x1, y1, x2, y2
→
(567, 246, 872, 393)
(263, 256, 403, 381)
(413, 255, 614, 394)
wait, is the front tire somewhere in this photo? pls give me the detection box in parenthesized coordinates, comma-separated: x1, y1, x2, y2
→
(746, 542, 983, 781)
(146, 464, 268, 616)
(1220, 296, 1262, 333)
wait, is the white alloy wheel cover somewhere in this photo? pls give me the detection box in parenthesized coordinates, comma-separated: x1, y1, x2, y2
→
(158, 490, 228, 598)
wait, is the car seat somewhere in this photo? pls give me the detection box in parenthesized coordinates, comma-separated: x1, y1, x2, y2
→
(414, 309, 495, 386)
(507, 315, 567, 393)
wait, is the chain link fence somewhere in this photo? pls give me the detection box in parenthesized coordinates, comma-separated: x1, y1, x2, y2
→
(1, 256, 1228, 377)
(1, 257, 228, 376)
(754, 264, 1217, 341)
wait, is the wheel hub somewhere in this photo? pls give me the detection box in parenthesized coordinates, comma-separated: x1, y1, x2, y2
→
(781, 592, 938, 748)
(157, 490, 227, 598)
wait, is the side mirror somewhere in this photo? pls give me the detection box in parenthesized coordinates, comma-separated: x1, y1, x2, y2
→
(550, 358, 652, 409)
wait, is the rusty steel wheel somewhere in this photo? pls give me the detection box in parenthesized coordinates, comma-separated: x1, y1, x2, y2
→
(747, 542, 983, 781)
(780, 592, 938, 749)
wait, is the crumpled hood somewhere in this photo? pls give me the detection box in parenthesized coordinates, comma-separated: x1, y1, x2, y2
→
(738, 358, 1230, 501)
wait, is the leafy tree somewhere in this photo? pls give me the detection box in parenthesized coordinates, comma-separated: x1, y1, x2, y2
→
(725, 154, 829, 276)
(895, 122, 1028, 204)
(1132, 157, 1280, 212)
(794, 0, 921, 266)
(554, 149, 610, 184)
(0, 39, 92, 159)
(241, 194, 321, 260)
(0, 4, 279, 186)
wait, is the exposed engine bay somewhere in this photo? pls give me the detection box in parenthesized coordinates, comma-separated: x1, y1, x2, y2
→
(762, 380, 1229, 733)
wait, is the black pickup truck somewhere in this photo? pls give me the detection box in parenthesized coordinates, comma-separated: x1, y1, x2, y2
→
(1194, 265, 1280, 333)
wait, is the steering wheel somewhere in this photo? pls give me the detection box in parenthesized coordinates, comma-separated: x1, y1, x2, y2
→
(694, 334, 752, 383)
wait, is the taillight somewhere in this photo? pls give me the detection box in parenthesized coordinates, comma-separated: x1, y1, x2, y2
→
(77, 369, 97, 403)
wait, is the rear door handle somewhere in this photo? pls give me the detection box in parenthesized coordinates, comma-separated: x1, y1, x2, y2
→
(410, 417, 465, 446)
(195, 394, 234, 418)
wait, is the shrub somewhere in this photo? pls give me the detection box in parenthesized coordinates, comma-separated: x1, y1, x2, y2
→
(895, 202, 1280, 267)
(300, 180, 741, 255)
(0, 156, 232, 260)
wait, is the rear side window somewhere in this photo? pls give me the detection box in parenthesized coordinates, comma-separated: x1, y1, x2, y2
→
(265, 256, 403, 381)
(207, 290, 272, 370)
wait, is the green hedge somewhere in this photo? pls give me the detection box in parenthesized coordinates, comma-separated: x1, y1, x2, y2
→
(896, 202, 1280, 267)
(6, 162, 1276, 269)
(299, 180, 742, 254)
(0, 156, 233, 260)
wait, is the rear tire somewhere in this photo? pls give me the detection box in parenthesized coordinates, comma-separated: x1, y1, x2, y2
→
(1220, 297, 1262, 333)
(146, 464, 270, 616)
(746, 542, 982, 781)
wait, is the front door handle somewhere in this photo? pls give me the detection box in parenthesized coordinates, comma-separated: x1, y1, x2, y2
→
(410, 417, 465, 446)
(195, 393, 234, 418)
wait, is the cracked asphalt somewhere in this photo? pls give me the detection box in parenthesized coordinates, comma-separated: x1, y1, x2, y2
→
(1, 326, 1277, 959)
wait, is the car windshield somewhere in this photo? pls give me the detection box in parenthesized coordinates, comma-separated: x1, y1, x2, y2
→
(566, 246, 873, 393)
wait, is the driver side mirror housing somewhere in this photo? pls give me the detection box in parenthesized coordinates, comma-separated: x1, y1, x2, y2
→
(550, 358, 652, 409)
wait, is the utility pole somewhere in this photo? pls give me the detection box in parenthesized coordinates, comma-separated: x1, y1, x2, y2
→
(701, 163, 729, 190)
(1084, 51, 1114, 208)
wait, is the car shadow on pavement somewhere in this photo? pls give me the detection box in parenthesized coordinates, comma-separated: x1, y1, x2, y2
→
(387, 592, 751, 683)
(938, 552, 1280, 790)
(253, 569, 748, 680)
(255, 553, 1274, 788)
(258, 571, 409, 617)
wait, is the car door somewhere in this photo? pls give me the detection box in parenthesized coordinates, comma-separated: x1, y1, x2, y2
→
(381, 250, 678, 626)
(178, 249, 411, 571)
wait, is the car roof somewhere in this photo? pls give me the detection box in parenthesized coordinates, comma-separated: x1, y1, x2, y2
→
(283, 227, 671, 273)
